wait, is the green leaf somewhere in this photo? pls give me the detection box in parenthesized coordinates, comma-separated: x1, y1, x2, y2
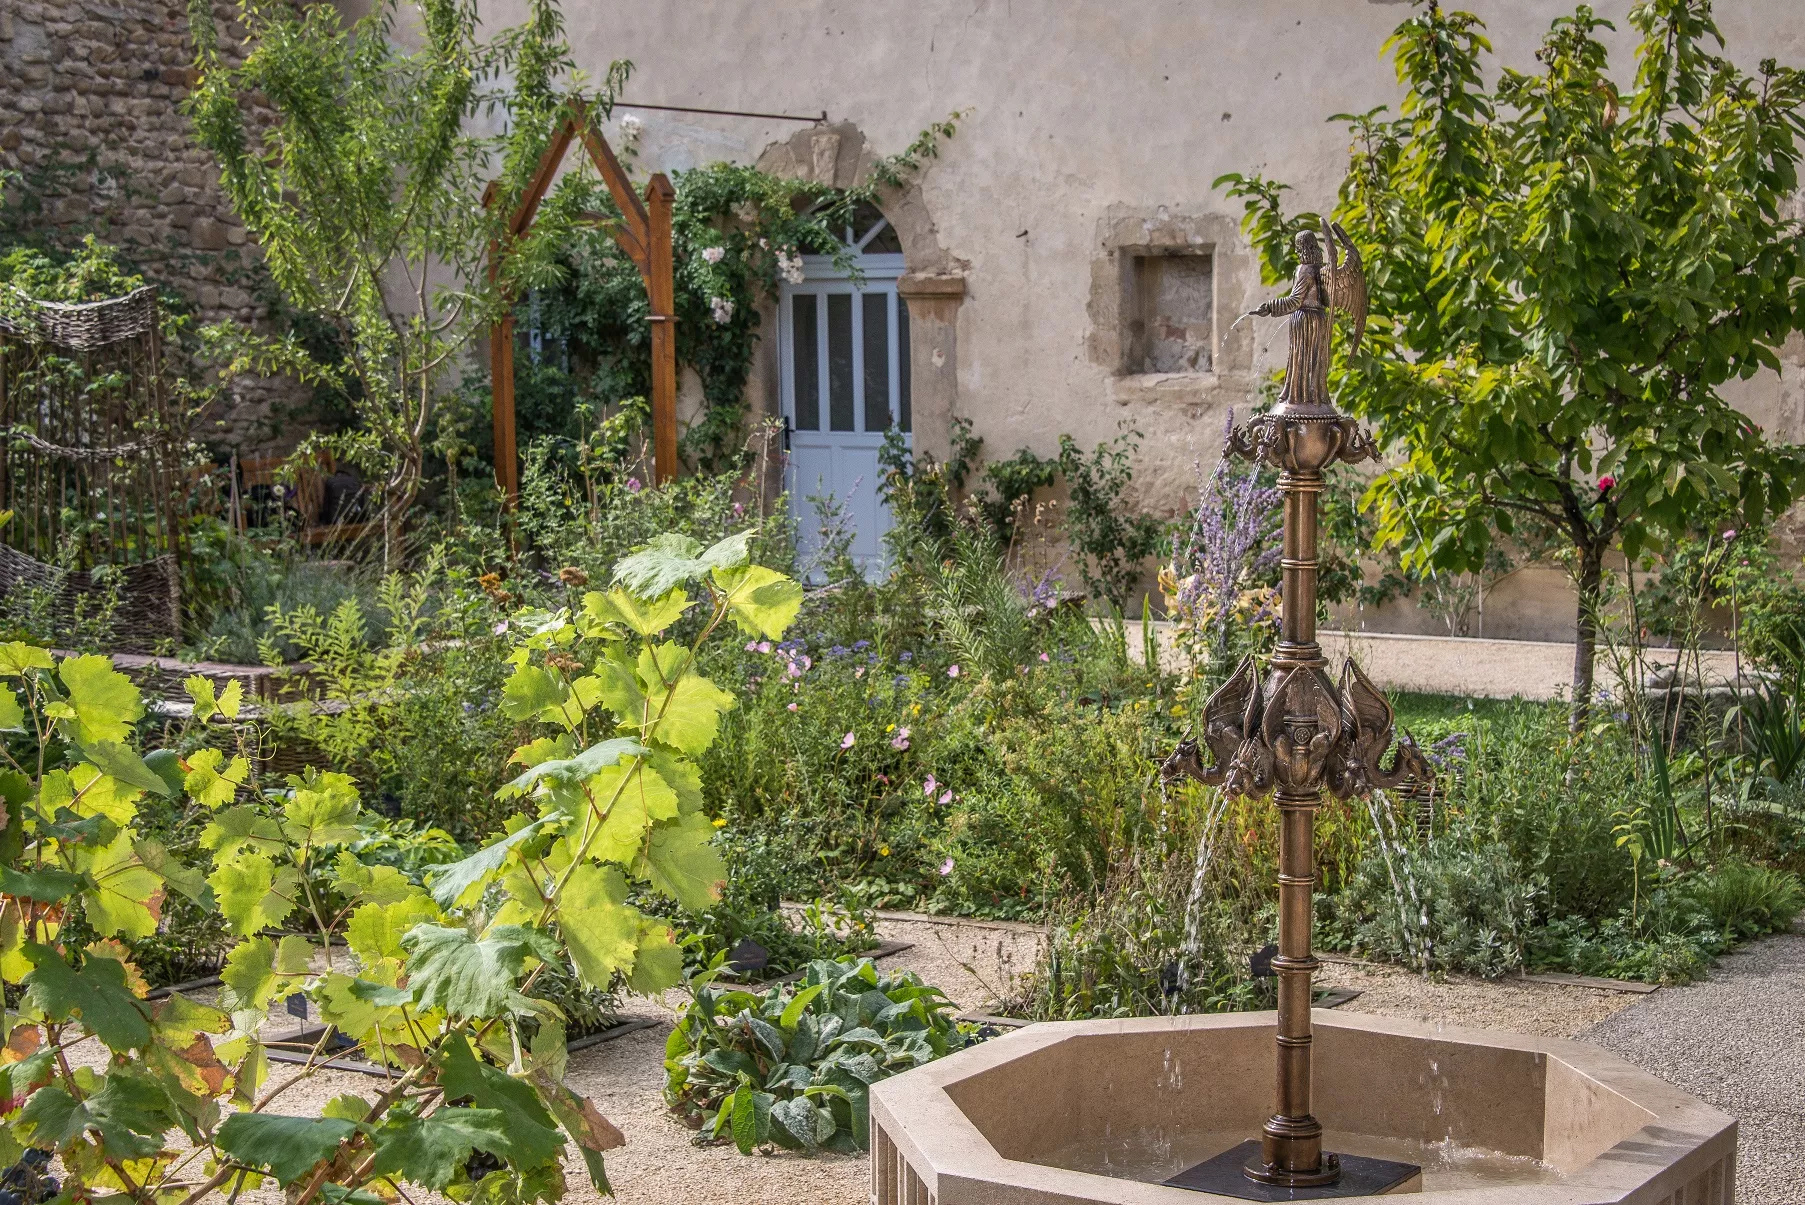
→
(24, 944, 151, 1050)
(557, 863, 641, 990)
(729, 1084, 757, 1154)
(0, 687, 22, 731)
(642, 810, 726, 911)
(579, 587, 691, 638)
(135, 837, 211, 904)
(0, 867, 81, 902)
(638, 646, 734, 755)
(221, 938, 278, 1011)
(183, 747, 249, 809)
(215, 1112, 359, 1185)
(0, 643, 53, 675)
(17, 1071, 174, 1159)
(528, 1069, 623, 1193)
(428, 816, 554, 909)
(282, 771, 361, 850)
(56, 654, 143, 745)
(185, 675, 244, 722)
(626, 922, 683, 995)
(77, 740, 172, 797)
(331, 852, 415, 906)
(713, 564, 803, 639)
(436, 1034, 564, 1167)
(199, 804, 285, 859)
(400, 923, 559, 1019)
(208, 852, 299, 936)
(780, 983, 825, 1030)
(78, 831, 164, 939)
(615, 530, 753, 597)
(498, 738, 647, 799)
(370, 1106, 511, 1191)
(499, 663, 570, 723)
(346, 893, 441, 971)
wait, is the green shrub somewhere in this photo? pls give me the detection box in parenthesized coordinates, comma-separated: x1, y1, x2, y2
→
(1686, 860, 1804, 941)
(663, 956, 969, 1153)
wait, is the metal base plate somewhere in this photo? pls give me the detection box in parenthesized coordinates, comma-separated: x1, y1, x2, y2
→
(1164, 1140, 1420, 1200)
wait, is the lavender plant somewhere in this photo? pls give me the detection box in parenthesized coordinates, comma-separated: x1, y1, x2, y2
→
(1162, 412, 1282, 676)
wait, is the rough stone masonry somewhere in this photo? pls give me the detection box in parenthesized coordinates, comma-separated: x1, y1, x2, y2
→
(0, 0, 302, 453)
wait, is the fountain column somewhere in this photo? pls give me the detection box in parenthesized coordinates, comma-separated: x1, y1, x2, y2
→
(1254, 439, 1335, 1186)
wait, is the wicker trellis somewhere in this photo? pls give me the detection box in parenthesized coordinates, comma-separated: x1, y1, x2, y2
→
(0, 285, 187, 648)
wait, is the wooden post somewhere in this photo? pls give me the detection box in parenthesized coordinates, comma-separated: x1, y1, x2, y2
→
(491, 314, 518, 506)
(646, 173, 678, 487)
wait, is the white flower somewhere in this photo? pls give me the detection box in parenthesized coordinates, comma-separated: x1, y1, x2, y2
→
(701, 245, 725, 264)
(618, 114, 643, 143)
(777, 248, 805, 285)
(710, 296, 735, 323)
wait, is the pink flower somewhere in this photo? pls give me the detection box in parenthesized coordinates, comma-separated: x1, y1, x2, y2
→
(626, 477, 643, 493)
(1723, 529, 1738, 540)
(939, 788, 953, 805)
(787, 702, 798, 712)
(745, 641, 759, 652)
(701, 245, 726, 264)
(947, 664, 961, 678)
(1597, 475, 1615, 491)
(922, 774, 938, 797)
(891, 727, 911, 750)
(840, 731, 856, 750)
(756, 641, 771, 654)
(1039, 652, 1050, 662)
(938, 857, 955, 876)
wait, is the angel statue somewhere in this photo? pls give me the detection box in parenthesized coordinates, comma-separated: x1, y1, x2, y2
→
(1248, 220, 1367, 410)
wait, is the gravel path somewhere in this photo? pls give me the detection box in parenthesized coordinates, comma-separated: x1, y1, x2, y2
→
(1584, 923, 1805, 1205)
(1316, 957, 1639, 1038)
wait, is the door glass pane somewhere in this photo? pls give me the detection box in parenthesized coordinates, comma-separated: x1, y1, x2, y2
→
(792, 294, 819, 431)
(827, 293, 854, 432)
(862, 291, 890, 431)
(897, 298, 912, 433)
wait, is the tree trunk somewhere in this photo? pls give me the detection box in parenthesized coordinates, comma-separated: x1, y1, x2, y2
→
(1570, 542, 1605, 734)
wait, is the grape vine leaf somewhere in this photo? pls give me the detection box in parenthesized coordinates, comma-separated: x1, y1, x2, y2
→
(0, 643, 54, 675)
(23, 944, 152, 1051)
(56, 655, 143, 745)
(557, 863, 641, 989)
(626, 921, 684, 995)
(641, 810, 726, 911)
(221, 938, 278, 1011)
(208, 852, 299, 936)
(613, 530, 752, 597)
(369, 1106, 511, 1190)
(428, 815, 554, 909)
(527, 1068, 623, 1193)
(0, 867, 81, 902)
(635, 644, 734, 755)
(77, 740, 173, 798)
(436, 1035, 564, 1167)
(713, 564, 804, 639)
(499, 738, 647, 799)
(215, 1113, 359, 1185)
(78, 832, 164, 939)
(183, 748, 249, 809)
(282, 771, 361, 851)
(579, 587, 690, 638)
(400, 923, 559, 1019)
(199, 804, 285, 860)
(16, 1072, 173, 1159)
(332, 853, 415, 907)
(0, 687, 20, 732)
(500, 663, 571, 725)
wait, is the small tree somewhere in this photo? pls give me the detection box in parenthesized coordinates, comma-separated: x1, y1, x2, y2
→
(1219, 0, 1805, 730)
(185, 0, 608, 566)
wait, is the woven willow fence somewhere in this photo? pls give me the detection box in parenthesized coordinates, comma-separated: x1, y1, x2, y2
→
(0, 286, 187, 648)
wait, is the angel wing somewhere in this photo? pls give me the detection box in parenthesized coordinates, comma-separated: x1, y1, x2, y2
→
(1321, 219, 1369, 357)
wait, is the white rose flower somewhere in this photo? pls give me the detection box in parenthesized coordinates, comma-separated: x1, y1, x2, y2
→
(710, 296, 735, 323)
(701, 245, 725, 264)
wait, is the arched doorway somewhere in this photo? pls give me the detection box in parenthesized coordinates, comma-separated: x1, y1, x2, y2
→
(780, 203, 911, 576)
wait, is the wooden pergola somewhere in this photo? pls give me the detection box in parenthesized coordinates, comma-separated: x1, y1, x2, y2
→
(485, 97, 678, 505)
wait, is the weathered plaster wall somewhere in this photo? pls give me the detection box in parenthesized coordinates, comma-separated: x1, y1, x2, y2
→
(486, 0, 1805, 637)
(0, 0, 302, 452)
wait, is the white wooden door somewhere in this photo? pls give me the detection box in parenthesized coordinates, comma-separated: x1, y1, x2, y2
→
(780, 223, 911, 578)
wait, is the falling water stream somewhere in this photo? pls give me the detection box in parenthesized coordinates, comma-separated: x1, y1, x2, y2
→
(1178, 790, 1231, 984)
(1364, 787, 1432, 974)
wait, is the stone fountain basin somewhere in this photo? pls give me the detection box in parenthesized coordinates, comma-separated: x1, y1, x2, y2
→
(870, 1011, 1734, 1204)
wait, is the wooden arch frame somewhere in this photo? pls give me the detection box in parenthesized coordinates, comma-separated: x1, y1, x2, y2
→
(484, 97, 678, 505)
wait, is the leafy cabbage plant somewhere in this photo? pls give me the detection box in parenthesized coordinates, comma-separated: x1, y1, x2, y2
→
(663, 956, 968, 1154)
(0, 530, 799, 1203)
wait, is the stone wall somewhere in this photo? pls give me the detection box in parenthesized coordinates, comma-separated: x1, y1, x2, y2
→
(0, 0, 302, 453)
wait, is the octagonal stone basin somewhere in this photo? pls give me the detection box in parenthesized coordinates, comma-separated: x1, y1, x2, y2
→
(870, 1012, 1735, 1204)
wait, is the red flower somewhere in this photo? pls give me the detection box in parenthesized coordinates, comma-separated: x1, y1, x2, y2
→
(1597, 475, 1616, 491)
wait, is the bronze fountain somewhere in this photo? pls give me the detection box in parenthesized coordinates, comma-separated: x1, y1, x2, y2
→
(1160, 220, 1433, 1198)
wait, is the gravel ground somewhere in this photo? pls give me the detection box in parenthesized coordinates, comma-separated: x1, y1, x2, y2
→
(60, 919, 1668, 1205)
(1584, 923, 1805, 1205)
(1316, 956, 1640, 1038)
